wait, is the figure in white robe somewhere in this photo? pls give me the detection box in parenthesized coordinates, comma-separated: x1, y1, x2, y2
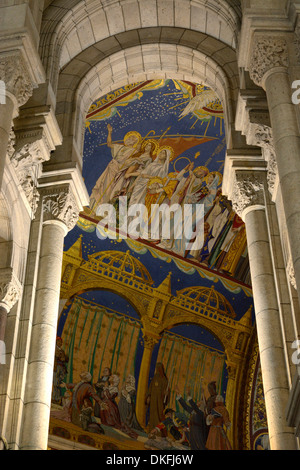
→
(126, 148, 172, 239)
(89, 125, 141, 213)
(110, 140, 157, 201)
(128, 147, 172, 207)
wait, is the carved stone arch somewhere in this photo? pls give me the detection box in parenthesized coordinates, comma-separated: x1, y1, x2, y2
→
(40, 0, 242, 91)
(1, 167, 31, 283)
(53, 41, 239, 169)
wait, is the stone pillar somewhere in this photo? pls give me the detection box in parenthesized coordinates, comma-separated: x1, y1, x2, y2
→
(232, 170, 297, 450)
(249, 34, 300, 304)
(0, 52, 34, 190)
(136, 331, 161, 430)
(0, 269, 22, 435)
(20, 186, 80, 451)
(0, 270, 22, 364)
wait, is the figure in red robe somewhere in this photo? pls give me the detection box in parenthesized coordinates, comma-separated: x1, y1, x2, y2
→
(206, 395, 232, 450)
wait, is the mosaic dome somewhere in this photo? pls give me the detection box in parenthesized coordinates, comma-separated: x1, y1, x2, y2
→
(176, 285, 236, 319)
(85, 250, 153, 286)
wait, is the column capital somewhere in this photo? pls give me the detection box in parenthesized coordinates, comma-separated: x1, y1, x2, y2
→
(142, 330, 161, 350)
(231, 170, 266, 220)
(0, 268, 22, 313)
(0, 51, 35, 110)
(41, 185, 81, 234)
(249, 35, 289, 88)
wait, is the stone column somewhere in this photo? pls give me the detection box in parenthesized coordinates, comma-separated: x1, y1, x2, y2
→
(0, 269, 22, 435)
(0, 52, 34, 190)
(232, 170, 297, 450)
(20, 186, 80, 451)
(250, 125, 296, 385)
(0, 270, 22, 364)
(249, 34, 300, 304)
(136, 331, 161, 429)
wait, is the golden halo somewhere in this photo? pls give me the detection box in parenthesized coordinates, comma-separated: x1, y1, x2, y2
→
(141, 138, 159, 154)
(157, 145, 175, 162)
(173, 157, 191, 172)
(205, 171, 223, 186)
(193, 165, 209, 176)
(124, 131, 142, 147)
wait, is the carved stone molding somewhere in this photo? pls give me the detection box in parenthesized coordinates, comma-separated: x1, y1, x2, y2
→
(0, 52, 34, 108)
(10, 128, 54, 216)
(0, 269, 22, 313)
(7, 130, 16, 160)
(231, 171, 265, 219)
(249, 36, 289, 87)
(287, 257, 297, 291)
(42, 186, 80, 232)
(252, 125, 278, 197)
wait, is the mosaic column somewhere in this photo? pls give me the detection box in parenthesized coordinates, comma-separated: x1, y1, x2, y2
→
(20, 186, 80, 450)
(136, 331, 161, 430)
(232, 169, 297, 450)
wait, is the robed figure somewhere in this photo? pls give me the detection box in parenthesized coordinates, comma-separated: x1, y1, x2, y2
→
(206, 395, 232, 450)
(146, 363, 169, 430)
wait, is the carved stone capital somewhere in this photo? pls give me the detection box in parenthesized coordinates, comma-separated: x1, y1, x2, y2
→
(10, 138, 49, 216)
(42, 186, 80, 232)
(0, 52, 34, 108)
(0, 269, 22, 313)
(249, 36, 289, 87)
(231, 171, 265, 219)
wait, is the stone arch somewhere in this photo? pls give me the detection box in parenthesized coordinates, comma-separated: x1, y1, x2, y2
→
(0, 170, 30, 282)
(53, 40, 239, 168)
(40, 0, 242, 91)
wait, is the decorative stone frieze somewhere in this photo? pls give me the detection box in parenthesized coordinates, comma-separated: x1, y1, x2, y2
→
(249, 36, 289, 87)
(42, 186, 80, 232)
(231, 171, 265, 219)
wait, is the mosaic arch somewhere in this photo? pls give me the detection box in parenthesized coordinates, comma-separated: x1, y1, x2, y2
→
(51, 79, 267, 450)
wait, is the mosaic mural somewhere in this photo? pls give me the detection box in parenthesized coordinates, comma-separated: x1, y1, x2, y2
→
(50, 79, 267, 450)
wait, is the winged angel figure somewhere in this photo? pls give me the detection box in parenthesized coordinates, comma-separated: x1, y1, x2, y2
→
(179, 89, 218, 118)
